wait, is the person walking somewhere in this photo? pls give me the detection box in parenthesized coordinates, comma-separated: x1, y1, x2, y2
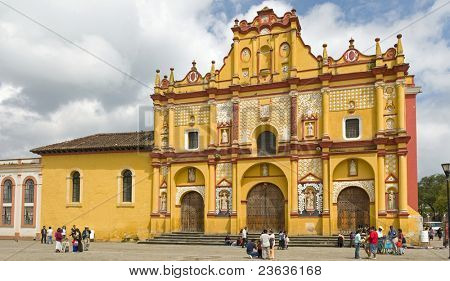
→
(337, 233, 344, 247)
(278, 230, 285, 250)
(47, 227, 53, 244)
(40, 226, 47, 244)
(241, 227, 248, 248)
(349, 231, 355, 248)
(367, 226, 378, 259)
(269, 229, 276, 259)
(55, 228, 63, 253)
(284, 231, 289, 250)
(377, 226, 384, 254)
(428, 227, 435, 242)
(388, 225, 398, 252)
(437, 228, 443, 241)
(61, 226, 67, 239)
(260, 229, 270, 260)
(354, 230, 362, 259)
(82, 227, 91, 251)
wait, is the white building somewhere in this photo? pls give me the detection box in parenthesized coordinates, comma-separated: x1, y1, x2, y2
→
(0, 158, 42, 239)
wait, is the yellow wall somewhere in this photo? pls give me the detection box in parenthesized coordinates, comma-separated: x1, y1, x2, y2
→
(41, 152, 152, 241)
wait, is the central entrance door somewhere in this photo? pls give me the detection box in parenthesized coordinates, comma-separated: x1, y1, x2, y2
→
(246, 183, 285, 233)
(337, 186, 370, 234)
(181, 191, 204, 232)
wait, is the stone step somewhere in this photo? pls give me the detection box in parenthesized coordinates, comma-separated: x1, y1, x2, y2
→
(153, 236, 343, 242)
(138, 240, 342, 247)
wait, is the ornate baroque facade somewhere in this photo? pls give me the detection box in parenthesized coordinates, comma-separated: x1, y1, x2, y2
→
(32, 7, 422, 241)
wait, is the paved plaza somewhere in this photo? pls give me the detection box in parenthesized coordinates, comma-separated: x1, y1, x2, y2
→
(0, 240, 448, 261)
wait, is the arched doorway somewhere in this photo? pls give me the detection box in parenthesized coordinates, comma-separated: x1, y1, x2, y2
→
(181, 192, 204, 232)
(246, 183, 285, 233)
(337, 186, 370, 233)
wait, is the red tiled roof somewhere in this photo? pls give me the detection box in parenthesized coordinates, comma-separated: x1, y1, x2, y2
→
(31, 131, 153, 155)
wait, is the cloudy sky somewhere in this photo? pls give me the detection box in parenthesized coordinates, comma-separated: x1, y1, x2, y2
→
(0, 0, 449, 178)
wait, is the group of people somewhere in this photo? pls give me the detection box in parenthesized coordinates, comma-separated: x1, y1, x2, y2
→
(350, 225, 406, 259)
(41, 225, 92, 253)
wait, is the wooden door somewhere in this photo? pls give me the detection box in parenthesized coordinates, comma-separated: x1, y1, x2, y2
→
(181, 192, 204, 232)
(337, 186, 370, 234)
(247, 183, 285, 233)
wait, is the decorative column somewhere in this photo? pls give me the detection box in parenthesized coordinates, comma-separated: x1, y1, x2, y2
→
(289, 91, 298, 141)
(322, 156, 330, 213)
(271, 34, 277, 73)
(168, 104, 175, 150)
(151, 164, 160, 214)
(153, 105, 162, 149)
(232, 98, 239, 147)
(377, 154, 386, 215)
(321, 88, 330, 138)
(289, 29, 297, 77)
(232, 38, 240, 84)
(208, 161, 216, 214)
(290, 158, 298, 214)
(398, 154, 408, 214)
(208, 100, 217, 148)
(375, 82, 385, 135)
(396, 79, 406, 133)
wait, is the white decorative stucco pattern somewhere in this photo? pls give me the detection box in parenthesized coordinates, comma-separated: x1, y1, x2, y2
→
(332, 180, 375, 203)
(329, 87, 374, 111)
(175, 185, 205, 205)
(298, 158, 322, 180)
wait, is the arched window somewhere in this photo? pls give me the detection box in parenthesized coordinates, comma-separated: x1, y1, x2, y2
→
(122, 170, 132, 202)
(23, 179, 35, 226)
(257, 131, 276, 156)
(72, 172, 80, 203)
(2, 179, 13, 225)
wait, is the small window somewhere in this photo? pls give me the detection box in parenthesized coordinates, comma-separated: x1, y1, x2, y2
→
(345, 118, 360, 139)
(3, 180, 12, 203)
(187, 131, 199, 150)
(2, 207, 11, 225)
(24, 179, 34, 203)
(72, 172, 80, 203)
(257, 131, 276, 156)
(122, 170, 132, 202)
(23, 206, 34, 225)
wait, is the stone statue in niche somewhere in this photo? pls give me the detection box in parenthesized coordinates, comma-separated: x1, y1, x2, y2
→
(221, 129, 229, 144)
(349, 159, 358, 176)
(188, 168, 196, 183)
(219, 190, 229, 213)
(261, 163, 269, 176)
(386, 118, 395, 130)
(306, 122, 314, 137)
(305, 188, 315, 212)
(189, 115, 195, 126)
(388, 190, 396, 210)
(160, 192, 167, 212)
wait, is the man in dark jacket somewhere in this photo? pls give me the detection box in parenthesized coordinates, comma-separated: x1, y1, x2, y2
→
(41, 226, 47, 244)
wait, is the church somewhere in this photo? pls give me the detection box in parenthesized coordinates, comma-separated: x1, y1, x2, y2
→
(31, 7, 422, 242)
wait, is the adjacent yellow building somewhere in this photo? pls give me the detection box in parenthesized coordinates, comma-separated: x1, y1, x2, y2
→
(32, 8, 422, 242)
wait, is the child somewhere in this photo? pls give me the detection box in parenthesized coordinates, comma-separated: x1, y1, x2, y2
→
(72, 239, 79, 252)
(396, 240, 403, 255)
(257, 240, 262, 259)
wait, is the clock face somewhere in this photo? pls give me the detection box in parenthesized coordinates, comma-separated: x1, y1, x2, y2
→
(187, 71, 199, 83)
(344, 49, 359, 62)
(241, 48, 251, 62)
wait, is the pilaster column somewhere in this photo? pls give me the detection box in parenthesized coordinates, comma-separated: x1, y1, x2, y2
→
(232, 160, 238, 213)
(208, 162, 216, 214)
(289, 29, 297, 77)
(271, 34, 277, 74)
(151, 165, 160, 214)
(153, 105, 162, 149)
(396, 79, 406, 133)
(289, 91, 298, 141)
(398, 154, 408, 214)
(168, 104, 175, 150)
(321, 88, 330, 138)
(290, 159, 298, 214)
(377, 154, 386, 215)
(322, 155, 330, 213)
(232, 38, 240, 84)
(208, 100, 217, 148)
(375, 82, 385, 134)
(232, 98, 239, 146)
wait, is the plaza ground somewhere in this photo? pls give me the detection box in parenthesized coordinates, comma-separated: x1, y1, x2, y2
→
(0, 239, 448, 261)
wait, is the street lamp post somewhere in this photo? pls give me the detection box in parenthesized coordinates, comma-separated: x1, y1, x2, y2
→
(441, 163, 450, 259)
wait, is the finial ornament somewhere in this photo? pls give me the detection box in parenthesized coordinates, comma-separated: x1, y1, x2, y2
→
(396, 34, 403, 55)
(375, 38, 382, 58)
(191, 60, 197, 70)
(234, 19, 239, 27)
(322, 43, 328, 64)
(169, 68, 174, 85)
(349, 38, 355, 49)
(210, 60, 216, 79)
(155, 69, 161, 87)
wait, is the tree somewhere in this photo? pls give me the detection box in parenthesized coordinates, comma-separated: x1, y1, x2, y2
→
(418, 174, 447, 221)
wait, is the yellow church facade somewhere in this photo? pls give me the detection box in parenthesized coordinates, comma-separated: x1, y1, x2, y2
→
(32, 8, 422, 242)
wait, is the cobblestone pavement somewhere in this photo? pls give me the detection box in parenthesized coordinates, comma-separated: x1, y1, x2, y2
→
(0, 240, 448, 261)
